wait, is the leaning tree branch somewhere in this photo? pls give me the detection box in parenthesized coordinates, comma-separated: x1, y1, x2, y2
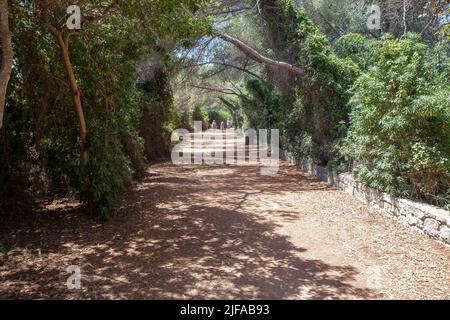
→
(180, 5, 305, 77)
(179, 61, 263, 80)
(217, 33, 306, 78)
(191, 84, 244, 97)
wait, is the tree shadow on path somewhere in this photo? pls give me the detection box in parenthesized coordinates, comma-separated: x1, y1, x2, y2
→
(0, 164, 378, 299)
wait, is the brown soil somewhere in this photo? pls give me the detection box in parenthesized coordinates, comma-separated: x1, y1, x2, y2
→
(0, 161, 449, 300)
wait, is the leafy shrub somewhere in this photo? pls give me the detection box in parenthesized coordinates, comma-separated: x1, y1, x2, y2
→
(241, 79, 289, 130)
(345, 34, 450, 205)
(180, 108, 194, 131)
(78, 116, 132, 218)
(0, 13, 148, 218)
(139, 66, 179, 161)
(240, 5, 359, 166)
(282, 7, 359, 165)
(192, 105, 210, 130)
(334, 33, 376, 70)
(208, 108, 232, 126)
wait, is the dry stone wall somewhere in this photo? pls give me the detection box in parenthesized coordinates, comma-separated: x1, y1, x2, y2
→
(282, 151, 450, 245)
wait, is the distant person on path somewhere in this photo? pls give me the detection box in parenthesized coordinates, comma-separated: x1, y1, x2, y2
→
(220, 121, 225, 130)
(211, 120, 217, 130)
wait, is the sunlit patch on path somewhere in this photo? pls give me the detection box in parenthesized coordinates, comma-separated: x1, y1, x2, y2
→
(0, 161, 449, 299)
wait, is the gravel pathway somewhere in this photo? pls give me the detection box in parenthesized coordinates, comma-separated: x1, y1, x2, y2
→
(1, 161, 449, 299)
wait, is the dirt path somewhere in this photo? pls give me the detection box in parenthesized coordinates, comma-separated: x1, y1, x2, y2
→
(1, 161, 449, 299)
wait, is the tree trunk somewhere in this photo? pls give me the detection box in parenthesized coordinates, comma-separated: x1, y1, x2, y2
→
(218, 33, 306, 78)
(54, 31, 89, 164)
(0, 0, 13, 130)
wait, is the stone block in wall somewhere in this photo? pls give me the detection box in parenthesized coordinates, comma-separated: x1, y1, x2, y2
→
(398, 199, 425, 220)
(402, 215, 423, 227)
(425, 207, 450, 226)
(440, 226, 450, 243)
(423, 218, 441, 238)
(382, 193, 398, 214)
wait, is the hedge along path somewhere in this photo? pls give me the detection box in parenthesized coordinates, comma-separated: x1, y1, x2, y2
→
(0, 132, 449, 299)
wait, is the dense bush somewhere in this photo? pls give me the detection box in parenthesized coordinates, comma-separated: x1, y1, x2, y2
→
(180, 108, 194, 131)
(345, 34, 450, 207)
(192, 105, 210, 130)
(0, 0, 211, 217)
(139, 65, 179, 162)
(240, 79, 289, 130)
(237, 6, 359, 166)
(208, 108, 232, 126)
(269, 4, 359, 165)
(0, 13, 148, 218)
(334, 33, 376, 71)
